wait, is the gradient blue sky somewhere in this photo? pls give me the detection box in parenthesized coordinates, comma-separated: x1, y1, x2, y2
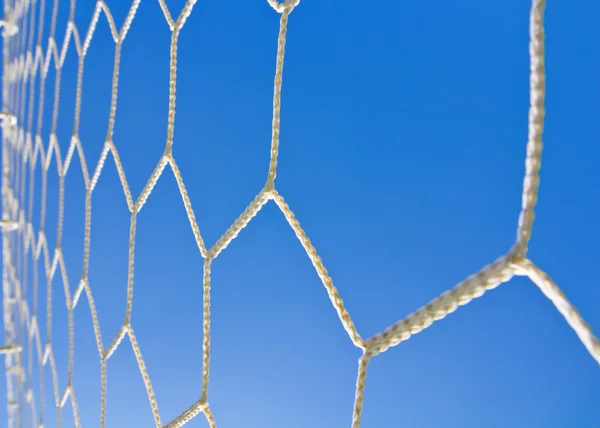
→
(2, 0, 600, 427)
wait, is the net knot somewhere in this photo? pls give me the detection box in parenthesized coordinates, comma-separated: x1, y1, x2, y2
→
(0, 19, 18, 37)
(267, 0, 300, 13)
(0, 345, 22, 355)
(0, 112, 17, 127)
(0, 220, 19, 231)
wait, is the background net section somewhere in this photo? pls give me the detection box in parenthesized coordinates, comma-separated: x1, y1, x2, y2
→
(1, 0, 599, 427)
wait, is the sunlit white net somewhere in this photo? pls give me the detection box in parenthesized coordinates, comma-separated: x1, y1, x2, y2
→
(1, 0, 599, 427)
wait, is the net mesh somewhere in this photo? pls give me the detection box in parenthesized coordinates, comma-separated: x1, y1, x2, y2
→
(0, 0, 599, 427)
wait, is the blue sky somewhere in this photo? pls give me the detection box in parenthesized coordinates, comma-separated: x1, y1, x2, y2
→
(2, 0, 600, 427)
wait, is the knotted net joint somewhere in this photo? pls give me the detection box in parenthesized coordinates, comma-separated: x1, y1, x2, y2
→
(267, 0, 301, 13)
(0, 345, 22, 355)
(0, 220, 19, 231)
(0, 19, 18, 37)
(0, 112, 17, 127)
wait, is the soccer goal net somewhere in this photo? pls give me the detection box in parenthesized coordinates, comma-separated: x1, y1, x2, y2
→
(1, 0, 599, 427)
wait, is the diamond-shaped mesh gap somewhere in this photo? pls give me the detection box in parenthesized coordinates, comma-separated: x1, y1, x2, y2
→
(1, 0, 599, 427)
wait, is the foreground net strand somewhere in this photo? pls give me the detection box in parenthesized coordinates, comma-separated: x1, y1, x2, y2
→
(0, 0, 598, 427)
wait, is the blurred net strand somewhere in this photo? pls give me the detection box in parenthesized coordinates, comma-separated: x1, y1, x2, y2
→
(1, 0, 599, 427)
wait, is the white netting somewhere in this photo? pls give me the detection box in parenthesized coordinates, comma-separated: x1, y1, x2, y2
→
(1, 0, 599, 427)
